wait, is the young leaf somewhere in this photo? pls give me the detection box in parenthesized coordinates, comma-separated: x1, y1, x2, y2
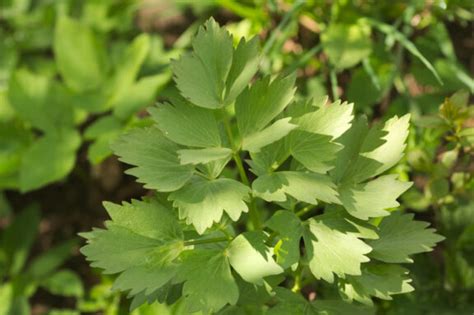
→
(178, 249, 238, 313)
(111, 127, 194, 192)
(228, 232, 283, 284)
(169, 177, 250, 234)
(366, 212, 444, 263)
(266, 210, 303, 268)
(304, 216, 372, 283)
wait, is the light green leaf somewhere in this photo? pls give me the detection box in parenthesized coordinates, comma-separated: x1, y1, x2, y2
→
(173, 18, 233, 109)
(341, 264, 413, 305)
(178, 147, 232, 165)
(54, 15, 106, 92)
(41, 269, 84, 298)
(290, 131, 342, 174)
(111, 127, 194, 192)
(248, 138, 290, 176)
(20, 129, 81, 192)
(266, 211, 303, 268)
(26, 240, 77, 280)
(339, 175, 412, 220)
(81, 199, 183, 296)
(366, 212, 444, 263)
(107, 34, 150, 103)
(8, 69, 74, 133)
(292, 100, 354, 139)
(304, 216, 372, 283)
(252, 171, 340, 205)
(224, 36, 260, 103)
(150, 98, 222, 147)
(169, 177, 250, 234)
(242, 117, 297, 152)
(236, 73, 296, 138)
(179, 249, 238, 313)
(322, 22, 372, 70)
(228, 232, 284, 284)
(113, 73, 170, 120)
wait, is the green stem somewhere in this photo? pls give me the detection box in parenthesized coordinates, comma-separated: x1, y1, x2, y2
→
(291, 267, 302, 292)
(329, 68, 338, 101)
(222, 110, 262, 230)
(184, 236, 229, 246)
(295, 205, 316, 217)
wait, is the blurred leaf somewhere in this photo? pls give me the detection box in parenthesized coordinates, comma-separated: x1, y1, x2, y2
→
(41, 269, 84, 298)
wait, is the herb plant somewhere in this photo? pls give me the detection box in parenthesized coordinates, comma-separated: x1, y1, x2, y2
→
(81, 18, 444, 314)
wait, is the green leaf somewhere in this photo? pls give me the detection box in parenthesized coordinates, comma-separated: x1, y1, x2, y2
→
(228, 232, 283, 284)
(304, 216, 372, 283)
(169, 177, 250, 234)
(248, 138, 290, 176)
(2, 205, 39, 276)
(107, 34, 150, 103)
(366, 212, 444, 263)
(252, 171, 340, 205)
(224, 37, 260, 103)
(235, 73, 296, 139)
(269, 288, 374, 315)
(81, 199, 183, 296)
(339, 175, 412, 220)
(8, 69, 74, 133)
(113, 73, 170, 120)
(292, 100, 354, 139)
(289, 131, 342, 174)
(111, 127, 194, 192)
(242, 117, 297, 152)
(178, 147, 233, 165)
(150, 98, 222, 148)
(54, 15, 106, 92)
(19, 129, 81, 192)
(178, 249, 238, 313)
(266, 210, 303, 268)
(41, 269, 84, 298)
(340, 264, 413, 305)
(172, 18, 233, 109)
(322, 22, 372, 70)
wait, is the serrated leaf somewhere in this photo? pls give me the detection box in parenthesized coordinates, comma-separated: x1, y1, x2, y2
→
(150, 98, 222, 148)
(242, 117, 297, 152)
(304, 216, 372, 283)
(54, 15, 106, 92)
(178, 147, 233, 165)
(340, 264, 413, 305)
(252, 171, 340, 205)
(224, 37, 260, 103)
(366, 212, 444, 263)
(169, 177, 250, 234)
(20, 129, 81, 192)
(339, 175, 412, 220)
(236, 73, 296, 138)
(292, 100, 354, 139)
(178, 249, 238, 313)
(266, 211, 303, 268)
(228, 232, 283, 284)
(172, 18, 233, 109)
(81, 199, 183, 296)
(290, 131, 342, 174)
(111, 127, 194, 192)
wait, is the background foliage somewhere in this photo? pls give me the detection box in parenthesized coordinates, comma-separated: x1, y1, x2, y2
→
(0, 0, 472, 314)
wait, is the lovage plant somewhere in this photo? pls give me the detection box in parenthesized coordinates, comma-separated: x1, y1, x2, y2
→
(81, 19, 443, 314)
